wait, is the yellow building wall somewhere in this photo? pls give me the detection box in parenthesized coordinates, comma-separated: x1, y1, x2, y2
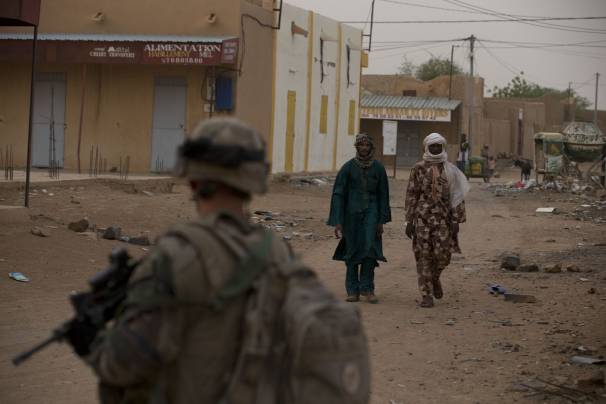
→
(0, 63, 209, 172)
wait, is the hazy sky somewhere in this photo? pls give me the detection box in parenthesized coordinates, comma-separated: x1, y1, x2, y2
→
(285, 0, 606, 109)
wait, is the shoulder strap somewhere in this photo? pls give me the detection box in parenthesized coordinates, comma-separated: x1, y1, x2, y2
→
(166, 220, 275, 312)
(208, 230, 273, 312)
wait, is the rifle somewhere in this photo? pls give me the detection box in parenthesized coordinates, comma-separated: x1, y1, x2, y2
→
(12, 248, 138, 366)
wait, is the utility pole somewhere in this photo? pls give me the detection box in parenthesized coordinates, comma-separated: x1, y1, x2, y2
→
(595, 72, 600, 125)
(448, 44, 455, 100)
(363, 0, 376, 52)
(467, 35, 475, 155)
(567, 82, 573, 122)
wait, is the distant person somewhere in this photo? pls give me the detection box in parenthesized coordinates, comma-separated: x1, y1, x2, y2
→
(456, 133, 469, 172)
(327, 133, 391, 304)
(405, 133, 470, 308)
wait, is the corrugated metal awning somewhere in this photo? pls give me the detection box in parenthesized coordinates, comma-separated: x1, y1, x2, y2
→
(0, 32, 236, 43)
(362, 94, 461, 110)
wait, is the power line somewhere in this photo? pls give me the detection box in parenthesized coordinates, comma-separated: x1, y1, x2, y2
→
(477, 40, 520, 76)
(442, 0, 606, 34)
(342, 16, 606, 24)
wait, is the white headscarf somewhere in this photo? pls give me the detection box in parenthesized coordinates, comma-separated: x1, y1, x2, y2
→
(423, 133, 470, 208)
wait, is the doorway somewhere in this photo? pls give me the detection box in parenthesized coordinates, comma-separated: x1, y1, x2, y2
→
(151, 77, 187, 172)
(32, 73, 66, 168)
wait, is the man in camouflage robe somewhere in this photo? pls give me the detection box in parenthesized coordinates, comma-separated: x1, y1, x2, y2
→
(405, 133, 470, 308)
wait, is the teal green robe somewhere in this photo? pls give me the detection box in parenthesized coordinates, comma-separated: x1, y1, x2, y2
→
(327, 159, 391, 265)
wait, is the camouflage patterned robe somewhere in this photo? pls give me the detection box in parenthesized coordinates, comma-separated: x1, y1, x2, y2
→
(405, 161, 466, 295)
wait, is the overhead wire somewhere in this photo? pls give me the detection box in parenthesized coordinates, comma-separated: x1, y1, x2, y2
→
(342, 16, 606, 24)
(442, 0, 606, 34)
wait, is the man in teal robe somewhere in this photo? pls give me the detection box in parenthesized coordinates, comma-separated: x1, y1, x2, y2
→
(327, 133, 391, 303)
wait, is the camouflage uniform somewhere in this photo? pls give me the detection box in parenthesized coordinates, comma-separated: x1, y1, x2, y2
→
(405, 161, 466, 297)
(86, 212, 292, 403)
(82, 118, 294, 403)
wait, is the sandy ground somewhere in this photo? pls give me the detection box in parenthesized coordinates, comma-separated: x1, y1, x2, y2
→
(0, 167, 605, 403)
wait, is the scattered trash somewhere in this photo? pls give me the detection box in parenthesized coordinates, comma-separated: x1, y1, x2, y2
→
(128, 235, 151, 246)
(576, 346, 597, 353)
(141, 247, 149, 252)
(570, 356, 605, 365)
(68, 218, 90, 233)
(504, 293, 537, 303)
(9, 272, 30, 282)
(409, 320, 425, 325)
(536, 207, 557, 214)
(141, 190, 154, 197)
(579, 278, 590, 282)
(30, 227, 50, 237)
(445, 319, 456, 326)
(102, 226, 122, 240)
(488, 284, 507, 295)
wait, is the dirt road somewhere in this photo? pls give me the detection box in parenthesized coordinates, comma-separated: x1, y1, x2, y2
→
(1, 168, 605, 403)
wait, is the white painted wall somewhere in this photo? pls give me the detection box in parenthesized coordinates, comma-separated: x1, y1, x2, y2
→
(271, 4, 310, 173)
(307, 14, 339, 172)
(271, 3, 362, 173)
(334, 24, 362, 169)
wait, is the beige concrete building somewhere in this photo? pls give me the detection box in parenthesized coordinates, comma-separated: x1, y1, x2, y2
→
(1, 0, 361, 175)
(1, 0, 275, 173)
(362, 74, 482, 164)
(362, 74, 595, 162)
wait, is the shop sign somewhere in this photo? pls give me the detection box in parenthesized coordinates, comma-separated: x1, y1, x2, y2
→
(89, 45, 135, 60)
(361, 107, 451, 122)
(142, 43, 222, 64)
(382, 120, 397, 156)
(0, 38, 238, 66)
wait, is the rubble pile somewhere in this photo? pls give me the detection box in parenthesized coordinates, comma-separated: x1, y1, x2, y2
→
(250, 210, 321, 241)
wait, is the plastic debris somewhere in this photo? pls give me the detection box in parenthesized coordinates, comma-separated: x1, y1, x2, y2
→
(536, 207, 557, 214)
(488, 284, 507, 295)
(570, 356, 605, 365)
(9, 272, 30, 282)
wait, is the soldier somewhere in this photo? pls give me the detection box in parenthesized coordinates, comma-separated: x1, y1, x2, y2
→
(404, 133, 469, 308)
(327, 133, 391, 304)
(65, 118, 294, 403)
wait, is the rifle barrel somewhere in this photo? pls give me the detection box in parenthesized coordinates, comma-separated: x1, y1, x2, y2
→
(12, 323, 70, 366)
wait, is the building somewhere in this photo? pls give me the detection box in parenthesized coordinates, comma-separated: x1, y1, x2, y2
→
(0, 0, 362, 174)
(270, 4, 362, 173)
(359, 94, 461, 166)
(362, 74, 602, 162)
(362, 74, 481, 165)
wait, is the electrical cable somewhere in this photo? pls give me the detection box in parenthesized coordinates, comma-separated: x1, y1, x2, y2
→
(443, 0, 606, 34)
(342, 16, 606, 24)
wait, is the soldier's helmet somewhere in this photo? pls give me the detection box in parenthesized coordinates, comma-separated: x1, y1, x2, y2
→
(177, 118, 269, 194)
